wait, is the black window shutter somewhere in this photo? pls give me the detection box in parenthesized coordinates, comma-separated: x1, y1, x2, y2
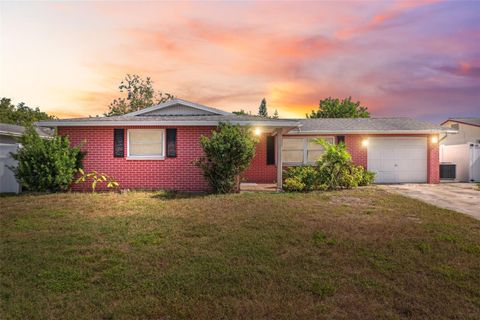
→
(266, 135, 275, 165)
(336, 135, 345, 144)
(113, 129, 124, 157)
(166, 128, 177, 158)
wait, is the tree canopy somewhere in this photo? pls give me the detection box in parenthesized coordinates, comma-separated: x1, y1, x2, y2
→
(307, 97, 370, 118)
(258, 98, 268, 117)
(232, 109, 251, 115)
(105, 74, 175, 116)
(0, 98, 55, 126)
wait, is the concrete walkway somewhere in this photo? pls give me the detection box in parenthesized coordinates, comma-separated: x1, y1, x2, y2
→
(381, 183, 480, 220)
(240, 183, 277, 193)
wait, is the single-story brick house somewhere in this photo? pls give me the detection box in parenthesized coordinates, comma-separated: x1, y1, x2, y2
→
(37, 99, 454, 191)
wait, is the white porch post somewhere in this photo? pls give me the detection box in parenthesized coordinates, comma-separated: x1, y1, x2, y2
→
(276, 128, 283, 191)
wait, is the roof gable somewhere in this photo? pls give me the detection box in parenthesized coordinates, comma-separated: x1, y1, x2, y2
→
(441, 118, 480, 128)
(125, 98, 231, 116)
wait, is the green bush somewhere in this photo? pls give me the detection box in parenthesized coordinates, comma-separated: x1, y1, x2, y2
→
(358, 168, 375, 186)
(10, 126, 85, 192)
(283, 139, 375, 192)
(195, 122, 258, 194)
(283, 166, 319, 192)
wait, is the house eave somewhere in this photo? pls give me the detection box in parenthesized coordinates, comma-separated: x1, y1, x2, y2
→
(0, 131, 23, 137)
(287, 129, 457, 135)
(36, 120, 300, 128)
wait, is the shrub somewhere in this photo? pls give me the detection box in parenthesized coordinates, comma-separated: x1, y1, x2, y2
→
(10, 126, 85, 192)
(75, 169, 120, 192)
(283, 139, 375, 192)
(315, 139, 375, 190)
(358, 168, 375, 186)
(195, 122, 258, 194)
(283, 166, 319, 192)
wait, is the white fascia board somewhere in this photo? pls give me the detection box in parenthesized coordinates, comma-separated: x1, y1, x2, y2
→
(36, 120, 300, 128)
(0, 131, 23, 137)
(286, 129, 456, 135)
(125, 99, 231, 116)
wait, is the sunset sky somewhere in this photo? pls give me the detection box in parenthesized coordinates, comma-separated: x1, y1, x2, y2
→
(1, 1, 479, 122)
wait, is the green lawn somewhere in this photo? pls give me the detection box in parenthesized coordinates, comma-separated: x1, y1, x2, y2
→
(1, 188, 479, 319)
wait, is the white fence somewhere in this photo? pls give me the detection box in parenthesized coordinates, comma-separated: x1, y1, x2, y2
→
(440, 143, 480, 182)
(0, 144, 21, 193)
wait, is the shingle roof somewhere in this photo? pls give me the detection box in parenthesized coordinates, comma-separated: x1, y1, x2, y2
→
(36, 114, 300, 128)
(442, 118, 480, 127)
(291, 118, 452, 134)
(0, 123, 53, 138)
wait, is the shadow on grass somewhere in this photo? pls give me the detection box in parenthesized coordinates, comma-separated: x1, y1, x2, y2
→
(150, 190, 208, 200)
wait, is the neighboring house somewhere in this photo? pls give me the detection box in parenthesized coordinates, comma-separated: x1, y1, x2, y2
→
(0, 123, 53, 193)
(440, 118, 480, 145)
(37, 99, 453, 191)
(439, 118, 480, 182)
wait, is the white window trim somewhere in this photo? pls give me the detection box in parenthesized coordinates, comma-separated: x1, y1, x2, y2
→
(283, 136, 334, 165)
(127, 129, 166, 160)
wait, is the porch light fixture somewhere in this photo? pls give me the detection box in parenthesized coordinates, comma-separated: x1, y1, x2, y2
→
(254, 128, 261, 136)
(431, 136, 438, 144)
(362, 139, 369, 147)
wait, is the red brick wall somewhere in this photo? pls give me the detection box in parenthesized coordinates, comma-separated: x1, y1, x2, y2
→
(242, 133, 277, 183)
(427, 134, 440, 184)
(244, 133, 439, 184)
(59, 126, 214, 192)
(59, 127, 440, 191)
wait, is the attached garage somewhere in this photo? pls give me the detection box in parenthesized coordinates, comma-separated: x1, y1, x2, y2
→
(367, 137, 427, 183)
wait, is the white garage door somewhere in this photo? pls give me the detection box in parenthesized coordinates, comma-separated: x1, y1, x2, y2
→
(367, 137, 427, 183)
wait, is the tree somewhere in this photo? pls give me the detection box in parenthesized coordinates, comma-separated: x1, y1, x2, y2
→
(258, 98, 268, 117)
(272, 109, 279, 119)
(10, 127, 85, 192)
(105, 74, 175, 116)
(0, 98, 55, 126)
(306, 97, 370, 118)
(195, 122, 258, 194)
(232, 109, 251, 115)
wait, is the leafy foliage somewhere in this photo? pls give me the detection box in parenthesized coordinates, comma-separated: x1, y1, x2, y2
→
(232, 109, 251, 115)
(195, 122, 258, 194)
(258, 98, 268, 117)
(283, 139, 375, 192)
(10, 127, 85, 192)
(315, 139, 374, 190)
(0, 97, 55, 126)
(105, 74, 175, 116)
(307, 97, 370, 118)
(75, 169, 120, 192)
(283, 166, 319, 192)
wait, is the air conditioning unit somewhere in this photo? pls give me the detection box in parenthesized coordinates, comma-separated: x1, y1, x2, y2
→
(439, 163, 456, 180)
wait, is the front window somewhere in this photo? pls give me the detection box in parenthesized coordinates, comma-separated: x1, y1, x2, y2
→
(283, 136, 334, 165)
(127, 129, 165, 159)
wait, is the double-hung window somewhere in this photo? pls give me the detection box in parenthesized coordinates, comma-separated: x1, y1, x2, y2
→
(127, 129, 165, 160)
(282, 136, 334, 165)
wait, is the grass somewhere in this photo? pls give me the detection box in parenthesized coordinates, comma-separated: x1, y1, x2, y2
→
(1, 187, 479, 319)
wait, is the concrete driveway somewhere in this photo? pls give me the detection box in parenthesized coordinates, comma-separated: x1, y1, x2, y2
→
(381, 183, 480, 220)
